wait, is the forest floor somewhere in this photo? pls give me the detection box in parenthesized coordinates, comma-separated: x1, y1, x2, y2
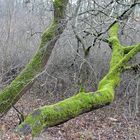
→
(0, 85, 140, 140)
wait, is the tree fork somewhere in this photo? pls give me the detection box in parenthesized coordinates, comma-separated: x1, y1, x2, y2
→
(16, 23, 140, 136)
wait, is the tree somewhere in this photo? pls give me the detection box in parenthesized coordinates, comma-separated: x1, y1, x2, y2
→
(0, 0, 69, 115)
(16, 22, 140, 136)
(0, 0, 140, 137)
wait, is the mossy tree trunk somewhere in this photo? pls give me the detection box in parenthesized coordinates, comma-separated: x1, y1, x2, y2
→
(16, 23, 140, 136)
(0, 0, 69, 115)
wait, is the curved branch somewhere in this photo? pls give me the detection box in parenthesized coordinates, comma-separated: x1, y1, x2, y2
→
(16, 23, 140, 137)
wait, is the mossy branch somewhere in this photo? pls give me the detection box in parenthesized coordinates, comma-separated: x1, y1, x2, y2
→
(16, 23, 140, 136)
(0, 0, 68, 115)
(123, 45, 136, 54)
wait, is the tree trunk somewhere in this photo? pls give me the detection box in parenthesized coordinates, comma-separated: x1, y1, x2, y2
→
(16, 23, 140, 136)
(0, 0, 69, 115)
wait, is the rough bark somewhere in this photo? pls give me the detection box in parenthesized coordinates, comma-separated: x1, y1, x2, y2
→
(0, 0, 68, 115)
(16, 23, 140, 136)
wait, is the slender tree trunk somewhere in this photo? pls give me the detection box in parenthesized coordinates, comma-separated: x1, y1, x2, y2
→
(16, 23, 140, 136)
(0, 0, 69, 115)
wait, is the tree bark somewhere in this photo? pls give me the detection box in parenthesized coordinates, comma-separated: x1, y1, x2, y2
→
(0, 0, 68, 115)
(16, 23, 140, 136)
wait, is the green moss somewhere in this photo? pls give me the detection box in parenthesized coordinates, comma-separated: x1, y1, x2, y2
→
(0, 0, 69, 114)
(109, 23, 119, 37)
(16, 109, 44, 136)
(39, 21, 57, 48)
(53, 0, 68, 21)
(123, 46, 135, 54)
(15, 17, 140, 137)
(99, 23, 140, 95)
(17, 90, 114, 136)
(0, 48, 45, 114)
(16, 23, 124, 137)
(54, 0, 63, 8)
(98, 23, 123, 91)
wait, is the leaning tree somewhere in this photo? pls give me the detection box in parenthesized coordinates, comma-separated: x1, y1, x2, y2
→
(0, 0, 140, 137)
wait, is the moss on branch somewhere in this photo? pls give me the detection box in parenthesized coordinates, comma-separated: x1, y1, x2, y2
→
(0, 0, 68, 115)
(16, 90, 113, 136)
(123, 45, 136, 54)
(54, 0, 68, 22)
(16, 23, 140, 136)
